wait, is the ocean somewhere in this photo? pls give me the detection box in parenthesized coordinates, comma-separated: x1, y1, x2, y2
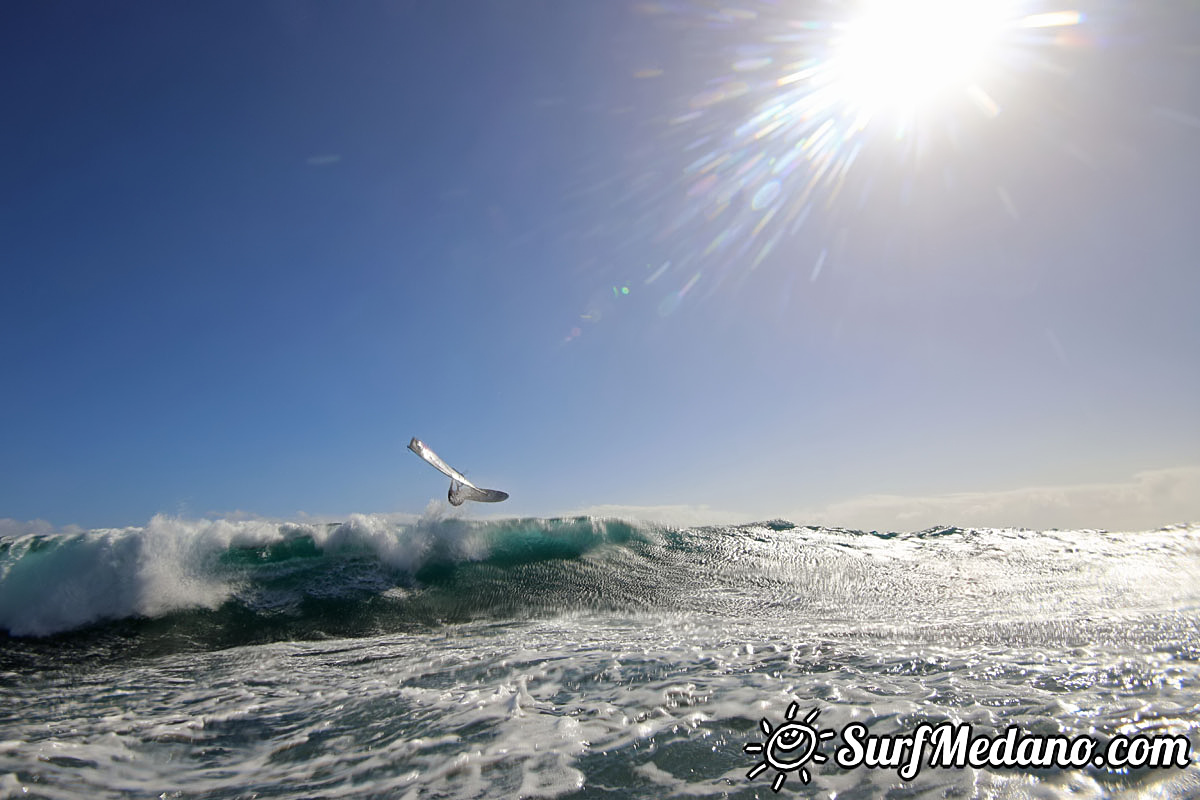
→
(1, 514, 1197, 798)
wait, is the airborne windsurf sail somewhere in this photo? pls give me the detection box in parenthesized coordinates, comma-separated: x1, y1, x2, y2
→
(407, 437, 509, 505)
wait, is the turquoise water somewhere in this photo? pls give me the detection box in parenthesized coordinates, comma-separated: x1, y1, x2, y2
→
(2, 516, 1198, 797)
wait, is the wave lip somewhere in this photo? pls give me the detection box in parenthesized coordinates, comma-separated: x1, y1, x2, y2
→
(0, 514, 641, 637)
(0, 515, 287, 637)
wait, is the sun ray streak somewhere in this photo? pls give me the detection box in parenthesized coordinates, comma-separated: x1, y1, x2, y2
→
(629, 0, 1086, 311)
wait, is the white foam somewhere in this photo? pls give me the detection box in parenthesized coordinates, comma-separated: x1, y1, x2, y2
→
(309, 512, 491, 571)
(0, 514, 283, 636)
(0, 511, 510, 635)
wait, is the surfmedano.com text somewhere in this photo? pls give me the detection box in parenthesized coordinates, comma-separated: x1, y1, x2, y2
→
(835, 721, 1191, 780)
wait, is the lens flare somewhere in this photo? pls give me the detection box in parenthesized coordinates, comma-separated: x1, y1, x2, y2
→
(635, 1, 1084, 302)
(567, 1, 1089, 337)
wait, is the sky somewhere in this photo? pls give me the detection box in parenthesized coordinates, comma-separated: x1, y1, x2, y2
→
(2, 0, 1198, 532)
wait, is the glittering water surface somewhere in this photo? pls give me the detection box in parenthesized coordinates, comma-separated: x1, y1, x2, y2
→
(2, 520, 1198, 798)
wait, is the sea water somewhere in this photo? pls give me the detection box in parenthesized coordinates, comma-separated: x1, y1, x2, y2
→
(1, 515, 1198, 798)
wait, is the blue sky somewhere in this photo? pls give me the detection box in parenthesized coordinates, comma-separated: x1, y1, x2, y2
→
(2, 0, 1198, 530)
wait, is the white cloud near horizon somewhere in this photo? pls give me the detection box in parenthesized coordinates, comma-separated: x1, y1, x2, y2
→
(4, 468, 1196, 535)
(568, 466, 1200, 532)
(564, 504, 751, 527)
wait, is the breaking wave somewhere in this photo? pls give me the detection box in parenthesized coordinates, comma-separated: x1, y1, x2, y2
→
(1, 514, 1198, 650)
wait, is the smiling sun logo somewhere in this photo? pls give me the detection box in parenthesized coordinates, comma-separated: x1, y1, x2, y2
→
(744, 702, 836, 792)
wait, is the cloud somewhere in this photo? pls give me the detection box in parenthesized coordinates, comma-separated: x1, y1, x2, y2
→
(0, 518, 56, 537)
(563, 466, 1200, 532)
(563, 503, 749, 527)
(0, 518, 88, 537)
(801, 466, 1200, 532)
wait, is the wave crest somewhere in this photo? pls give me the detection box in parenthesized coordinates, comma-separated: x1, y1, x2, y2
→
(0, 514, 643, 637)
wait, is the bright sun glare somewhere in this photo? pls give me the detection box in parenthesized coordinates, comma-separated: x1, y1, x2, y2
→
(831, 0, 1009, 117)
(598, 0, 1087, 328)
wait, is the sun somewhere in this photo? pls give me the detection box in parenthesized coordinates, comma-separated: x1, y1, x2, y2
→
(609, 0, 1087, 324)
(829, 0, 1010, 118)
(744, 702, 837, 792)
